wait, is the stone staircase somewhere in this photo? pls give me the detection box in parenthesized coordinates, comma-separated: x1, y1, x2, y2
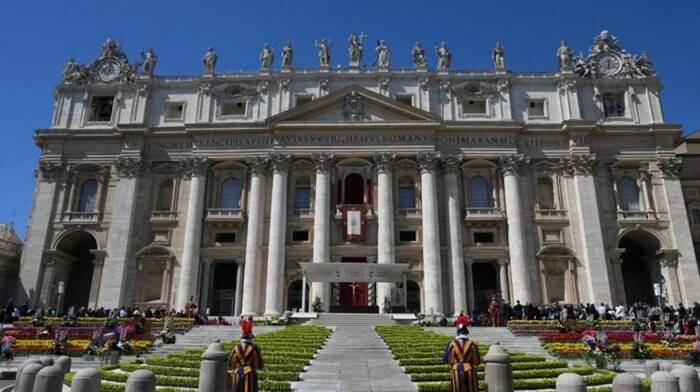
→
(309, 313, 395, 326)
(429, 326, 554, 358)
(149, 324, 247, 354)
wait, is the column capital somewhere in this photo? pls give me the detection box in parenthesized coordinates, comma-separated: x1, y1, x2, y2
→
(464, 257, 475, 266)
(497, 257, 509, 266)
(180, 157, 210, 178)
(441, 154, 463, 173)
(311, 152, 335, 173)
(498, 154, 529, 175)
(246, 156, 270, 176)
(36, 159, 64, 182)
(269, 153, 291, 173)
(559, 154, 597, 176)
(607, 248, 625, 265)
(372, 152, 396, 174)
(114, 156, 143, 178)
(89, 249, 107, 265)
(657, 157, 682, 178)
(658, 249, 679, 267)
(417, 152, 441, 173)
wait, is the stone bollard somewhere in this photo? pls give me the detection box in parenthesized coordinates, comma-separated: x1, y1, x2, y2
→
(70, 368, 102, 392)
(125, 369, 156, 392)
(54, 356, 72, 374)
(645, 361, 661, 378)
(613, 373, 643, 392)
(198, 342, 230, 392)
(15, 363, 44, 392)
(483, 343, 512, 392)
(651, 371, 680, 392)
(14, 359, 43, 389)
(40, 357, 54, 367)
(659, 361, 674, 372)
(670, 366, 700, 392)
(556, 373, 586, 392)
(32, 365, 64, 392)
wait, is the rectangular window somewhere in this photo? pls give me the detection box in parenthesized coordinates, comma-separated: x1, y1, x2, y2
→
(473, 232, 494, 243)
(399, 231, 417, 242)
(543, 230, 561, 243)
(293, 186, 311, 209)
(292, 230, 309, 242)
(527, 100, 546, 117)
(602, 93, 625, 118)
(398, 186, 416, 209)
(462, 99, 487, 115)
(165, 102, 185, 120)
(221, 99, 247, 116)
(295, 95, 313, 107)
(89, 96, 114, 122)
(215, 232, 236, 244)
(396, 94, 413, 106)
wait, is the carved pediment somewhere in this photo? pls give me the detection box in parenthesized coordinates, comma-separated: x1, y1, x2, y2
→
(267, 84, 439, 124)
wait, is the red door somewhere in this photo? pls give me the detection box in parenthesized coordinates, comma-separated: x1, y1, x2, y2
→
(339, 257, 368, 307)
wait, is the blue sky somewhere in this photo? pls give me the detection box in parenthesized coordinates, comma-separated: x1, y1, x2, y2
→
(1, 0, 699, 238)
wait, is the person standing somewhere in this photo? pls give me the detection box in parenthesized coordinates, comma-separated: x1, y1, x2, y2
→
(443, 324, 480, 392)
(230, 318, 264, 392)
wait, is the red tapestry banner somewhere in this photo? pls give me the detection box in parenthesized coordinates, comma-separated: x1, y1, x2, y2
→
(341, 205, 366, 242)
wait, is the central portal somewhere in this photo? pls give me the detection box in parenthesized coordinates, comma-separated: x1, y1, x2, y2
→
(333, 257, 376, 313)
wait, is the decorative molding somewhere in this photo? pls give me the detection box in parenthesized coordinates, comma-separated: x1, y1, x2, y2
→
(37, 159, 64, 182)
(573, 30, 655, 79)
(657, 157, 682, 178)
(372, 152, 396, 173)
(61, 38, 138, 85)
(417, 152, 440, 173)
(498, 154, 529, 175)
(560, 154, 597, 176)
(343, 91, 364, 121)
(114, 156, 143, 178)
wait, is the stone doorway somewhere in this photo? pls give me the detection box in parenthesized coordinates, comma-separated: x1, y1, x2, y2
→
(619, 231, 661, 305)
(53, 230, 98, 312)
(472, 262, 499, 313)
(339, 257, 368, 307)
(210, 263, 237, 316)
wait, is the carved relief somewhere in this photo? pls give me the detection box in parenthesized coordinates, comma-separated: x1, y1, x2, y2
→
(560, 154, 597, 176)
(37, 159, 64, 182)
(657, 157, 682, 178)
(343, 91, 364, 121)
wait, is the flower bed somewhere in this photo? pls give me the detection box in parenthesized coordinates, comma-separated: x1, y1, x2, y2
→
(507, 320, 661, 334)
(375, 325, 617, 391)
(63, 325, 331, 392)
(14, 317, 194, 332)
(543, 341, 694, 359)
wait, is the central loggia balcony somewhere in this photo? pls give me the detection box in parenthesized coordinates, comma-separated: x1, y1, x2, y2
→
(464, 207, 505, 222)
(149, 210, 178, 225)
(63, 211, 100, 225)
(534, 209, 569, 222)
(206, 208, 246, 224)
(616, 210, 658, 224)
(290, 208, 314, 219)
(396, 207, 422, 219)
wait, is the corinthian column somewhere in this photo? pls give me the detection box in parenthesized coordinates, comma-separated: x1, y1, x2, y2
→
(498, 154, 533, 304)
(176, 158, 210, 310)
(264, 154, 291, 316)
(100, 156, 142, 308)
(442, 155, 467, 316)
(310, 153, 334, 311)
(418, 152, 443, 315)
(373, 153, 396, 312)
(241, 158, 269, 316)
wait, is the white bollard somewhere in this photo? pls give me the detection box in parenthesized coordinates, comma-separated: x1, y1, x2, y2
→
(125, 369, 156, 392)
(70, 368, 102, 392)
(651, 371, 680, 392)
(32, 365, 64, 392)
(613, 373, 643, 392)
(670, 366, 700, 392)
(484, 344, 512, 392)
(556, 373, 586, 392)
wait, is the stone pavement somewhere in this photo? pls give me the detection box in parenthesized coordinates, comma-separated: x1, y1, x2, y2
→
(293, 326, 417, 392)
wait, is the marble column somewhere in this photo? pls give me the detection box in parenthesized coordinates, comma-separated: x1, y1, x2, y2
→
(418, 152, 443, 315)
(199, 259, 213, 313)
(497, 257, 511, 303)
(443, 155, 467, 316)
(659, 252, 682, 306)
(564, 154, 613, 304)
(265, 154, 291, 316)
(234, 261, 244, 316)
(374, 153, 396, 312)
(17, 160, 63, 307)
(100, 157, 142, 308)
(311, 153, 334, 312)
(241, 158, 268, 316)
(87, 250, 107, 309)
(498, 154, 533, 304)
(658, 158, 700, 303)
(465, 258, 475, 313)
(175, 158, 209, 310)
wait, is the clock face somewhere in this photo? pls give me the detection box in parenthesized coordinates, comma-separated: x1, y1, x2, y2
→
(596, 54, 622, 76)
(96, 59, 121, 82)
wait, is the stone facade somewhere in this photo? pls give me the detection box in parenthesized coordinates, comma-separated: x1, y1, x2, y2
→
(14, 33, 700, 316)
(0, 223, 22, 306)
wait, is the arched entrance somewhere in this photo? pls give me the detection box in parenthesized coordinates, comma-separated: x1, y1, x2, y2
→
(344, 173, 365, 204)
(619, 231, 661, 305)
(406, 280, 421, 314)
(287, 280, 310, 311)
(55, 231, 97, 311)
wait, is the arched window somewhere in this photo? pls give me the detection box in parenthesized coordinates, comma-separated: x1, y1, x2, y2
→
(293, 177, 311, 209)
(398, 176, 416, 209)
(220, 177, 242, 209)
(468, 176, 491, 208)
(344, 173, 365, 204)
(537, 177, 555, 209)
(155, 179, 174, 211)
(77, 179, 98, 212)
(618, 176, 640, 211)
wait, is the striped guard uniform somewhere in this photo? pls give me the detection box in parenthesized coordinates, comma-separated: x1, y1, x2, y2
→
(442, 336, 481, 392)
(230, 341, 265, 392)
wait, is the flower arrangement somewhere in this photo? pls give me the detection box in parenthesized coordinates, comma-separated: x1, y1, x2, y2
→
(581, 333, 621, 370)
(0, 335, 16, 361)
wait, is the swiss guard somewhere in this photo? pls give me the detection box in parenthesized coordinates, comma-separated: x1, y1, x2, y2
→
(443, 324, 481, 392)
(230, 317, 264, 392)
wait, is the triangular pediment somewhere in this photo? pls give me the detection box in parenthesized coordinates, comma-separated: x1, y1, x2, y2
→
(267, 84, 439, 125)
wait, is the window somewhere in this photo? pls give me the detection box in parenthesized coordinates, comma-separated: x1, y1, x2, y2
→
(473, 232, 494, 243)
(220, 177, 242, 209)
(617, 176, 640, 211)
(399, 231, 417, 242)
(295, 95, 313, 107)
(155, 179, 174, 211)
(165, 102, 185, 120)
(89, 96, 114, 122)
(537, 177, 555, 209)
(215, 232, 236, 244)
(221, 99, 247, 116)
(691, 208, 700, 224)
(468, 176, 491, 208)
(527, 100, 546, 117)
(542, 230, 561, 243)
(462, 99, 487, 115)
(293, 178, 311, 209)
(602, 93, 625, 118)
(686, 188, 699, 199)
(396, 94, 413, 106)
(78, 179, 98, 212)
(292, 230, 309, 242)
(398, 177, 416, 209)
